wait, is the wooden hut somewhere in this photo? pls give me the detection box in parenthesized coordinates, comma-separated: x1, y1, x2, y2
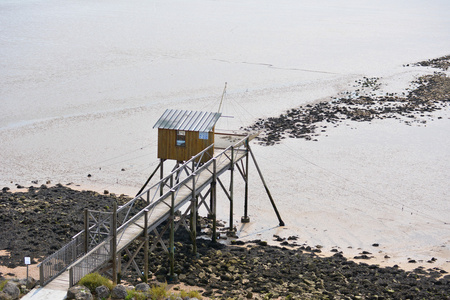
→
(153, 109, 222, 163)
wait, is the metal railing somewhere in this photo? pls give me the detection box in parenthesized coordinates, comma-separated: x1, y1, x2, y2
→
(69, 236, 113, 287)
(40, 136, 250, 287)
(38, 232, 85, 286)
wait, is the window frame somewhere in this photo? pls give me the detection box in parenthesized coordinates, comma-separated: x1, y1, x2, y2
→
(176, 130, 186, 147)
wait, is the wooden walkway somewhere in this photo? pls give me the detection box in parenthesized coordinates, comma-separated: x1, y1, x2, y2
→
(32, 143, 248, 299)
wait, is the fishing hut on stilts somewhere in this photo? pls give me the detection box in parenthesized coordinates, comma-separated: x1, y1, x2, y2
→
(37, 85, 284, 289)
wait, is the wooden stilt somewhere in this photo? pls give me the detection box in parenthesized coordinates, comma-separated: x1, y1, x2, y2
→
(117, 251, 122, 283)
(242, 138, 250, 223)
(160, 158, 165, 197)
(136, 161, 162, 196)
(248, 144, 285, 226)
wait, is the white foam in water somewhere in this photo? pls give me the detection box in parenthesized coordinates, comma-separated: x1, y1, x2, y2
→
(1, 0, 449, 271)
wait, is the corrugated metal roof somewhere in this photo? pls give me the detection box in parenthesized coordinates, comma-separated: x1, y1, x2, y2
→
(153, 109, 222, 132)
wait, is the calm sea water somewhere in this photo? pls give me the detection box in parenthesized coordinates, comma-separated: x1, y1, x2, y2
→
(1, 0, 450, 129)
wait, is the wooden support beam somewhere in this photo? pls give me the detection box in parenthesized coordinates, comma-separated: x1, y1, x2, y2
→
(136, 160, 162, 196)
(242, 139, 250, 223)
(159, 158, 165, 197)
(150, 225, 170, 252)
(217, 177, 231, 200)
(248, 143, 285, 226)
(117, 251, 122, 283)
(124, 247, 144, 277)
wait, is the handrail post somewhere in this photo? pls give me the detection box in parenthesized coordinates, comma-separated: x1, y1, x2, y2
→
(69, 268, 73, 288)
(39, 263, 44, 286)
(84, 209, 88, 253)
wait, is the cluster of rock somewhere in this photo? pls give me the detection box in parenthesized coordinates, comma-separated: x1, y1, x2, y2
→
(1, 184, 450, 299)
(413, 55, 450, 70)
(140, 237, 450, 299)
(0, 184, 131, 269)
(0, 277, 36, 300)
(245, 57, 450, 145)
(67, 283, 199, 300)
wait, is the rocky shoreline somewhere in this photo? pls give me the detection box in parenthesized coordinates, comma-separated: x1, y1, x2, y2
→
(1, 185, 450, 299)
(0, 184, 130, 270)
(246, 56, 450, 145)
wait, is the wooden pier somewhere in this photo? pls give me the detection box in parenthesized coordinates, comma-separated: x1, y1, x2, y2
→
(33, 133, 283, 299)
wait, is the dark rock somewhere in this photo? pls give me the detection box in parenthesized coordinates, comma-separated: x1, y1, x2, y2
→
(95, 285, 110, 299)
(111, 284, 128, 299)
(134, 283, 149, 292)
(0, 291, 11, 300)
(2, 282, 19, 299)
(67, 286, 93, 300)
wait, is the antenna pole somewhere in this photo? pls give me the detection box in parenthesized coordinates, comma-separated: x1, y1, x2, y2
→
(217, 82, 227, 113)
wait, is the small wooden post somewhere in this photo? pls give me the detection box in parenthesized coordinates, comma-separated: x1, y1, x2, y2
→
(39, 263, 44, 286)
(111, 201, 118, 283)
(242, 138, 250, 223)
(117, 251, 122, 283)
(84, 209, 88, 253)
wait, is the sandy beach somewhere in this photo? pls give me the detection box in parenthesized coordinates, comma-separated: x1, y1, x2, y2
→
(1, 0, 449, 281)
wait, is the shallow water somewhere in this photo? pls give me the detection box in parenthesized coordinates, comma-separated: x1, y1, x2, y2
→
(1, 0, 450, 129)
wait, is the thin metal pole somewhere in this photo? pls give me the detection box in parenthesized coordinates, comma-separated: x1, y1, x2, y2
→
(84, 209, 88, 253)
(212, 159, 217, 242)
(248, 144, 285, 226)
(229, 146, 234, 231)
(112, 201, 118, 283)
(242, 138, 250, 223)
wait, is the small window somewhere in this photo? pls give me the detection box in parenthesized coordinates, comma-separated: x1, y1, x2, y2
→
(176, 130, 186, 147)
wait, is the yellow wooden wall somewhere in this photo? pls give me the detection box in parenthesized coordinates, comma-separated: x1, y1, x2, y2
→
(157, 128, 215, 162)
